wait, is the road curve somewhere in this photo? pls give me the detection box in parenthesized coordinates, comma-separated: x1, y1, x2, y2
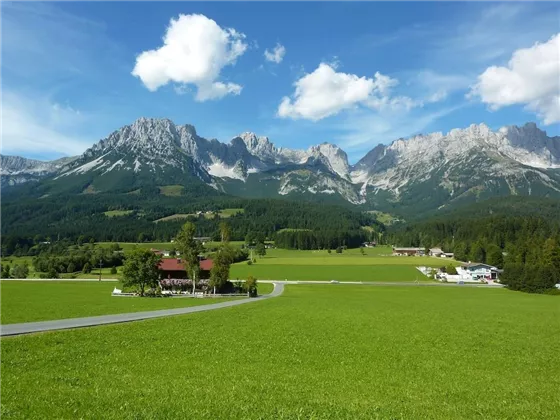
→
(0, 283, 284, 337)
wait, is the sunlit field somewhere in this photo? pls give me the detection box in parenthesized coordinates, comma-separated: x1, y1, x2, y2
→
(2, 285, 558, 419)
(0, 281, 259, 324)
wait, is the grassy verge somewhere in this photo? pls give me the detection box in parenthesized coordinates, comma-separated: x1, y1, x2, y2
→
(1, 286, 558, 418)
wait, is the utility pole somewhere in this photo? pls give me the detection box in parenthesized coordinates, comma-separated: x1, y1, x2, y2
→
(99, 259, 103, 282)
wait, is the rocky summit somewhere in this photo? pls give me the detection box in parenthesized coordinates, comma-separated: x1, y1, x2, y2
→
(2, 118, 559, 211)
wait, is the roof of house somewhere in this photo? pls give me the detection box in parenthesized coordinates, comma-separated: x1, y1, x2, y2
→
(462, 263, 497, 270)
(430, 247, 444, 253)
(158, 258, 213, 271)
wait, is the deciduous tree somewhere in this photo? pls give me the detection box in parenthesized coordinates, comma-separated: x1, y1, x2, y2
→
(256, 242, 266, 258)
(122, 248, 161, 296)
(176, 222, 203, 292)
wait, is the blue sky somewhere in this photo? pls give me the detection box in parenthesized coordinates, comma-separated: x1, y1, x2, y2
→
(2, 1, 559, 162)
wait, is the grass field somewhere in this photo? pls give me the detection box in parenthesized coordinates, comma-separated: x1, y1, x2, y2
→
(103, 210, 134, 217)
(154, 208, 244, 223)
(1, 285, 558, 419)
(158, 185, 184, 196)
(231, 264, 425, 282)
(0, 281, 245, 324)
(229, 247, 454, 281)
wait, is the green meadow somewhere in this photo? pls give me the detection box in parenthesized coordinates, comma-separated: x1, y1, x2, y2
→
(0, 281, 249, 324)
(230, 264, 424, 282)
(230, 246, 452, 281)
(103, 210, 134, 217)
(2, 285, 558, 419)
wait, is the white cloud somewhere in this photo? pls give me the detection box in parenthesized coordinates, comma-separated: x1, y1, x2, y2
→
(1, 91, 92, 157)
(278, 63, 417, 121)
(132, 14, 247, 101)
(264, 43, 286, 64)
(470, 33, 560, 124)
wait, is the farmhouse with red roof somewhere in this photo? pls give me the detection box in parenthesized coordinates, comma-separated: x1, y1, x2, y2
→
(158, 258, 213, 279)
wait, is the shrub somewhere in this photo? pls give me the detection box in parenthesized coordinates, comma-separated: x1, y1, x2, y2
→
(110, 266, 117, 275)
(247, 260, 252, 266)
(244, 275, 258, 297)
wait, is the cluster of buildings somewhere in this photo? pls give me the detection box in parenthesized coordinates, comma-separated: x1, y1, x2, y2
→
(392, 247, 454, 258)
(361, 241, 377, 248)
(421, 263, 502, 283)
(395, 245, 501, 283)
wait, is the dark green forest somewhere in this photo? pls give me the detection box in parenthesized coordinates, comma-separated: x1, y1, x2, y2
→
(1, 187, 379, 255)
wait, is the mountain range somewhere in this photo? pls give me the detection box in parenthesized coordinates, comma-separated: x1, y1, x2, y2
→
(2, 118, 560, 213)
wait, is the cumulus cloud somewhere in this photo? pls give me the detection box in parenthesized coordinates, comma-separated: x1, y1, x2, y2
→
(470, 33, 560, 124)
(277, 63, 417, 121)
(132, 14, 247, 101)
(264, 43, 286, 64)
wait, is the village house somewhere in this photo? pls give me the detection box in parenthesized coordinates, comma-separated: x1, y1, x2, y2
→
(461, 263, 501, 280)
(158, 258, 213, 280)
(392, 247, 424, 256)
(429, 247, 444, 257)
(362, 241, 377, 248)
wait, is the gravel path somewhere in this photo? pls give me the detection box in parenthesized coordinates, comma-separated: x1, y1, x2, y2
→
(0, 283, 284, 337)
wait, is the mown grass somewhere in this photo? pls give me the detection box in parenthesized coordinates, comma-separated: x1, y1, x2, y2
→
(1, 285, 558, 419)
(0, 281, 243, 324)
(153, 213, 192, 223)
(158, 185, 184, 196)
(103, 210, 133, 217)
(230, 264, 426, 282)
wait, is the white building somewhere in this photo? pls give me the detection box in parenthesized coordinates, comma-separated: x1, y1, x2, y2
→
(461, 263, 501, 280)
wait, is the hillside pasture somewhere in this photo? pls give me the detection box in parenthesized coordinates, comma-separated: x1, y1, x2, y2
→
(103, 210, 134, 217)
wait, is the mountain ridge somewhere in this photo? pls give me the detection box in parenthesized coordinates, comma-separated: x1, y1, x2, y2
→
(2, 118, 559, 212)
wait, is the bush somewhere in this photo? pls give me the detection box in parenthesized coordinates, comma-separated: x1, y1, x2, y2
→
(244, 275, 258, 297)
(335, 247, 342, 254)
(247, 260, 252, 265)
(110, 266, 117, 275)
(543, 288, 560, 296)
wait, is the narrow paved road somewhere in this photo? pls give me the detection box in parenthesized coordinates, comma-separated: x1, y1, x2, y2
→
(0, 283, 284, 337)
(241, 280, 504, 288)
